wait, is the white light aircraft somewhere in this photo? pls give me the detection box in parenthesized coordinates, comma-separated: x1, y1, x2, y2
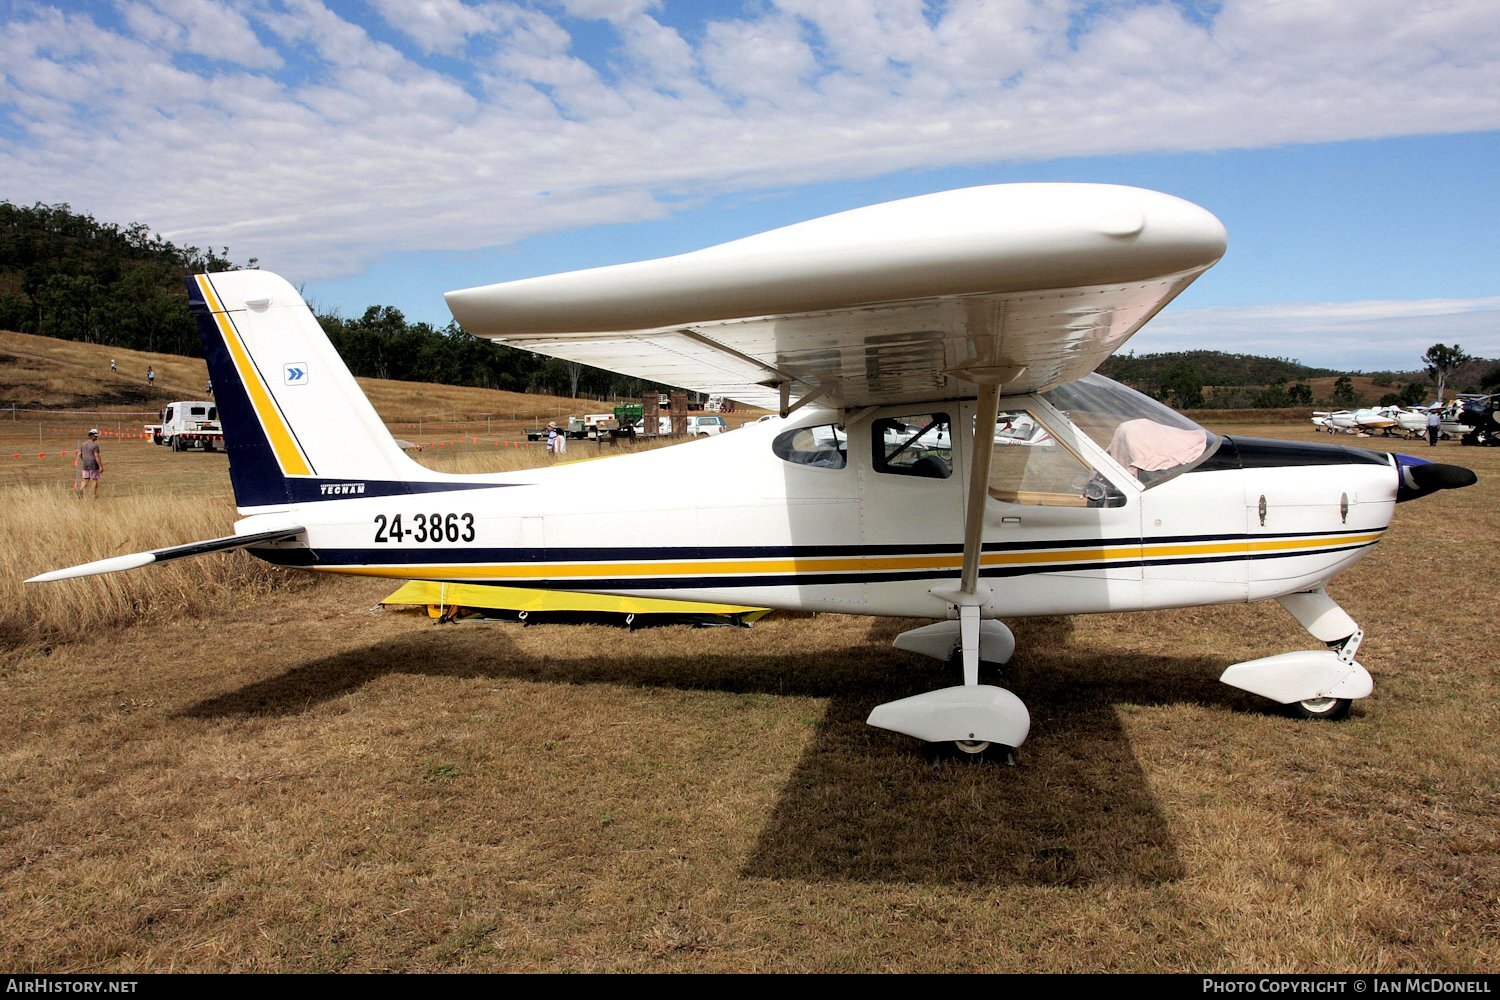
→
(28, 184, 1478, 762)
(1314, 409, 1400, 435)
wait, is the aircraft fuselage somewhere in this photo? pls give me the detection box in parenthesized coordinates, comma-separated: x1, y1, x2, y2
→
(239, 397, 1399, 623)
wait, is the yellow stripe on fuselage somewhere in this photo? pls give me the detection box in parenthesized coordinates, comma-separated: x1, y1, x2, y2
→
(307, 529, 1382, 581)
(1247, 531, 1383, 553)
(195, 275, 312, 477)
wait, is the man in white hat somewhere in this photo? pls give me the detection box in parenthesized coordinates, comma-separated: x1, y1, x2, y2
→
(78, 428, 103, 498)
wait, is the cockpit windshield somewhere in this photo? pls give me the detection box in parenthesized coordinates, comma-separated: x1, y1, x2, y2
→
(1045, 373, 1220, 488)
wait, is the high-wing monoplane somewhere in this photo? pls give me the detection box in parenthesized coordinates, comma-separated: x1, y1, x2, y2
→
(28, 184, 1477, 761)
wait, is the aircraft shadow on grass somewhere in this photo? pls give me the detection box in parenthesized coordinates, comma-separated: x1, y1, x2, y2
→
(179, 615, 1284, 888)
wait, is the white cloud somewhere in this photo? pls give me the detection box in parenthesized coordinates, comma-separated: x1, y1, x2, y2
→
(699, 15, 816, 104)
(2, 0, 1499, 285)
(120, 0, 284, 69)
(366, 0, 509, 55)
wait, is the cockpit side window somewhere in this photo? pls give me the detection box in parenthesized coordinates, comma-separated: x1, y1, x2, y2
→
(873, 413, 952, 479)
(772, 424, 847, 469)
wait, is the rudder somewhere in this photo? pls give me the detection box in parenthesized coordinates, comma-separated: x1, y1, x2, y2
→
(188, 270, 451, 509)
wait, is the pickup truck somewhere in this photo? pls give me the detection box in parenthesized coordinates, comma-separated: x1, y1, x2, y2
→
(685, 415, 727, 437)
(146, 401, 224, 452)
(524, 416, 587, 441)
(630, 414, 727, 437)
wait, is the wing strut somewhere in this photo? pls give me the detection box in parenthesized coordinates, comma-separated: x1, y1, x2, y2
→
(868, 381, 1031, 759)
(933, 381, 1002, 687)
(777, 382, 828, 419)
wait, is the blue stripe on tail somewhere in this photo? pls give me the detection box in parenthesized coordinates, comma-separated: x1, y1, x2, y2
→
(188, 274, 295, 507)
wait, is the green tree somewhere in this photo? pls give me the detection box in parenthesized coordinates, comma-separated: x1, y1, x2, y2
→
(1423, 343, 1472, 402)
(1, 199, 238, 354)
(1481, 364, 1500, 391)
(1254, 378, 1289, 408)
(1399, 381, 1429, 406)
(1331, 375, 1359, 407)
(37, 273, 103, 342)
(1160, 360, 1203, 409)
(1288, 383, 1313, 406)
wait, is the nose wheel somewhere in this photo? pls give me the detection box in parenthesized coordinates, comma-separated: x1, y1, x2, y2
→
(1293, 696, 1352, 720)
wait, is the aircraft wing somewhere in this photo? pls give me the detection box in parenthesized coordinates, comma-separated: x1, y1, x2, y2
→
(446, 184, 1227, 410)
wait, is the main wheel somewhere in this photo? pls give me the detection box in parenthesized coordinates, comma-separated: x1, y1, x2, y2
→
(1293, 696, 1352, 720)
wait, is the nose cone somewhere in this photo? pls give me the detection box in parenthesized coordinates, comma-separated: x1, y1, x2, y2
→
(1395, 454, 1478, 502)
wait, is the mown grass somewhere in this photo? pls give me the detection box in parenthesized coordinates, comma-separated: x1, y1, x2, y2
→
(1, 395, 1496, 971)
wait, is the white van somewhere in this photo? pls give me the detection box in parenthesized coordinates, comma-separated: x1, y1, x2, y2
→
(146, 401, 224, 452)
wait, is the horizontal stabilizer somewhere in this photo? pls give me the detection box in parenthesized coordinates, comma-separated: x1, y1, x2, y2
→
(25, 527, 304, 583)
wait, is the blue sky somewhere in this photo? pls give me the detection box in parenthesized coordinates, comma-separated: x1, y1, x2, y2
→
(3, 0, 1498, 372)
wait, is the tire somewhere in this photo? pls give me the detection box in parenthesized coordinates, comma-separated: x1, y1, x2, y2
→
(1292, 697, 1352, 720)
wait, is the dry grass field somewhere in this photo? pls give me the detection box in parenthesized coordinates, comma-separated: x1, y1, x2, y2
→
(0, 342, 1496, 971)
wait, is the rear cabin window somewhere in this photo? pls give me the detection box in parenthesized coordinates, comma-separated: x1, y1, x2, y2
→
(772, 424, 846, 469)
(873, 413, 952, 479)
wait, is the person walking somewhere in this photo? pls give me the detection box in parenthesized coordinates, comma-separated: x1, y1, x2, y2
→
(146, 366, 155, 388)
(1426, 407, 1442, 447)
(77, 428, 103, 498)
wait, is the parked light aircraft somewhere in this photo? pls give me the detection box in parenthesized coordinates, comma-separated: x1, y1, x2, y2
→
(28, 184, 1478, 761)
(1371, 406, 1429, 438)
(1312, 409, 1399, 435)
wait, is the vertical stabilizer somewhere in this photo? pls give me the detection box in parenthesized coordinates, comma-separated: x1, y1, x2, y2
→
(188, 270, 457, 509)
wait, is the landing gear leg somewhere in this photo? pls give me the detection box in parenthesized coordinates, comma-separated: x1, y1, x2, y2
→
(870, 598, 1031, 760)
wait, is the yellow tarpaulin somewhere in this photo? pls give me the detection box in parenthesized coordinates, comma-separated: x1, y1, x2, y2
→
(380, 580, 771, 623)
